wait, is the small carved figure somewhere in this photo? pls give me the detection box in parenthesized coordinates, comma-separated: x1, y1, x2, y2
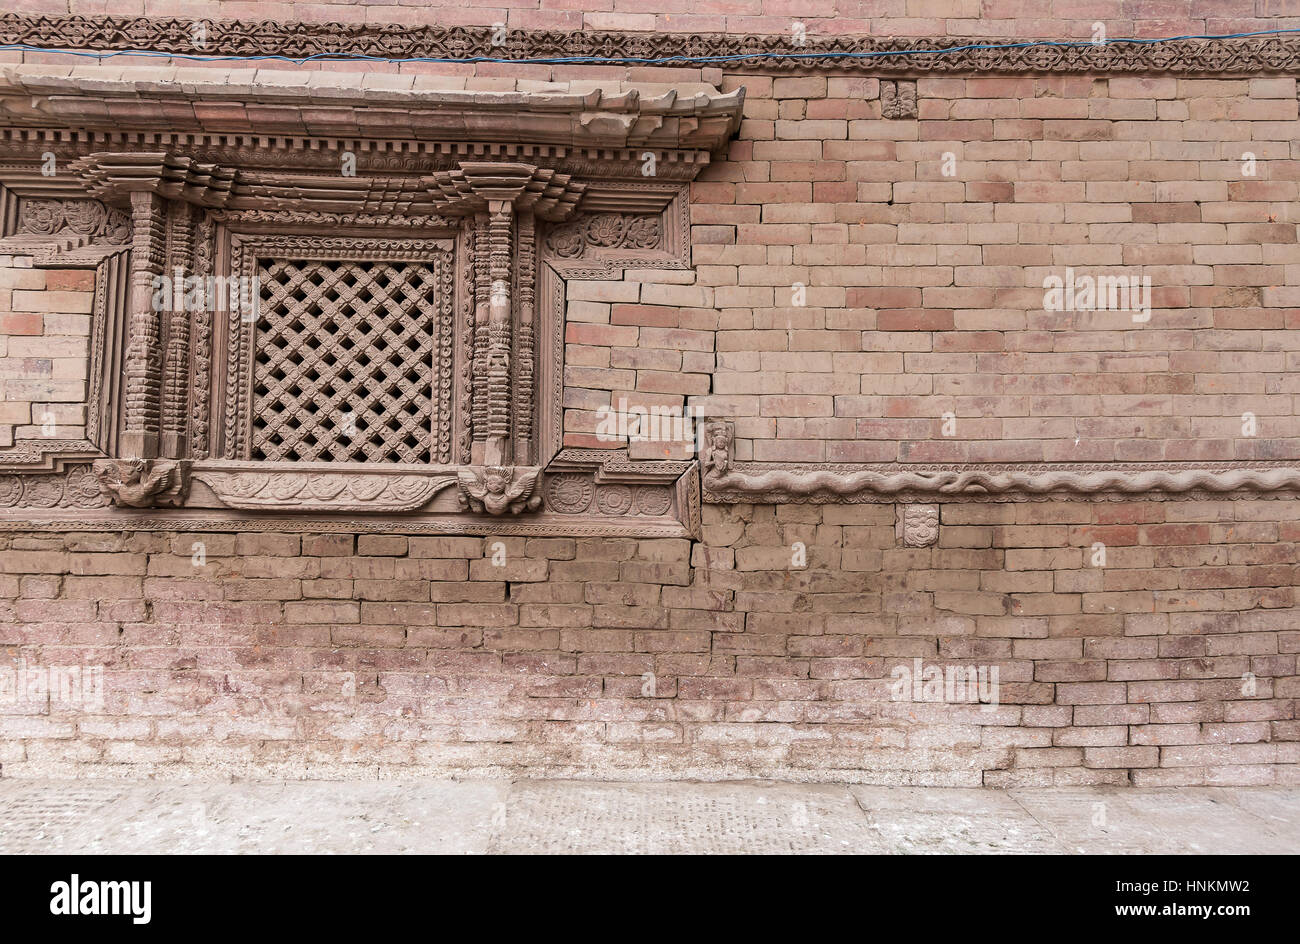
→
(458, 466, 542, 515)
(881, 80, 918, 119)
(700, 422, 732, 478)
(92, 458, 182, 508)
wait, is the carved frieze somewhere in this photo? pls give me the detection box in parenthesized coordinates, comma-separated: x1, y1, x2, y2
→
(700, 419, 1300, 503)
(0, 451, 699, 536)
(546, 214, 662, 258)
(5, 14, 1300, 75)
(542, 183, 689, 279)
(0, 465, 108, 509)
(12, 198, 130, 244)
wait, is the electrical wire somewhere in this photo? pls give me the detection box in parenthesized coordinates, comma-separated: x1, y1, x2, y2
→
(1, 26, 1299, 67)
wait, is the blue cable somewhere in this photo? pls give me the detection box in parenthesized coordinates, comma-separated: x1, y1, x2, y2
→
(1, 26, 1299, 67)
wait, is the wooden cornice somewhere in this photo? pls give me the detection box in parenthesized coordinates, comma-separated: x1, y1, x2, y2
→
(0, 66, 745, 154)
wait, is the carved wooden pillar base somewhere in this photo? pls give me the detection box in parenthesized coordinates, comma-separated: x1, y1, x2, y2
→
(120, 431, 159, 459)
(160, 431, 185, 458)
(483, 437, 509, 468)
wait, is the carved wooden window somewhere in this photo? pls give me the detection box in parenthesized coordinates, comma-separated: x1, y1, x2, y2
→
(227, 239, 456, 465)
(251, 258, 444, 464)
(0, 70, 743, 535)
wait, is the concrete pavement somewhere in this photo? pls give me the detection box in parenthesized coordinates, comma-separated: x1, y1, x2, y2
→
(0, 778, 1295, 854)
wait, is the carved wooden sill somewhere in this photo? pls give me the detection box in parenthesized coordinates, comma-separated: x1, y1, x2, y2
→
(0, 451, 697, 537)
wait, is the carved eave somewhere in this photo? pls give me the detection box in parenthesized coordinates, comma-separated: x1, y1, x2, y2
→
(69, 151, 236, 208)
(230, 173, 439, 215)
(426, 163, 585, 221)
(0, 67, 744, 155)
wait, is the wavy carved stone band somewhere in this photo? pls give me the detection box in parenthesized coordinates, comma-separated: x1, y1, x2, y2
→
(704, 467, 1300, 499)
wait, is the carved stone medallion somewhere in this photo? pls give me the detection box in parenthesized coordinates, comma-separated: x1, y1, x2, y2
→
(632, 486, 672, 516)
(546, 473, 594, 514)
(897, 504, 940, 547)
(595, 484, 633, 516)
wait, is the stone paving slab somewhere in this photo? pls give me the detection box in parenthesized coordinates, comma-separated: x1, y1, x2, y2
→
(490, 780, 886, 854)
(0, 779, 1295, 855)
(1006, 786, 1300, 856)
(850, 786, 1070, 854)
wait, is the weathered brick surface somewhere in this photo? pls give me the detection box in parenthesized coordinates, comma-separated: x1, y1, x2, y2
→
(4, 7, 1300, 784)
(547, 72, 1300, 466)
(0, 264, 93, 449)
(2, 499, 1296, 784)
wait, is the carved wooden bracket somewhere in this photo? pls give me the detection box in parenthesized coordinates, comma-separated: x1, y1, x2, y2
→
(70, 152, 237, 209)
(91, 458, 186, 507)
(457, 466, 542, 515)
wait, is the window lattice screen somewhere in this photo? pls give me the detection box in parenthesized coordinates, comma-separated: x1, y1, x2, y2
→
(251, 258, 441, 463)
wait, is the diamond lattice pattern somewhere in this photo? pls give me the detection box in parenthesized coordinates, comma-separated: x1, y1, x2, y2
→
(252, 258, 441, 463)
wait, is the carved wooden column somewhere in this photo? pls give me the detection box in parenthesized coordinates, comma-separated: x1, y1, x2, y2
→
(515, 213, 536, 466)
(471, 212, 491, 462)
(160, 202, 194, 458)
(427, 162, 584, 471)
(71, 152, 234, 459)
(485, 200, 513, 466)
(121, 190, 167, 457)
(189, 213, 215, 459)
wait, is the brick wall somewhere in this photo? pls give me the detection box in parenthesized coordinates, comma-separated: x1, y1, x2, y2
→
(2, 499, 1296, 784)
(559, 74, 1300, 466)
(2, 7, 1300, 783)
(0, 264, 93, 450)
